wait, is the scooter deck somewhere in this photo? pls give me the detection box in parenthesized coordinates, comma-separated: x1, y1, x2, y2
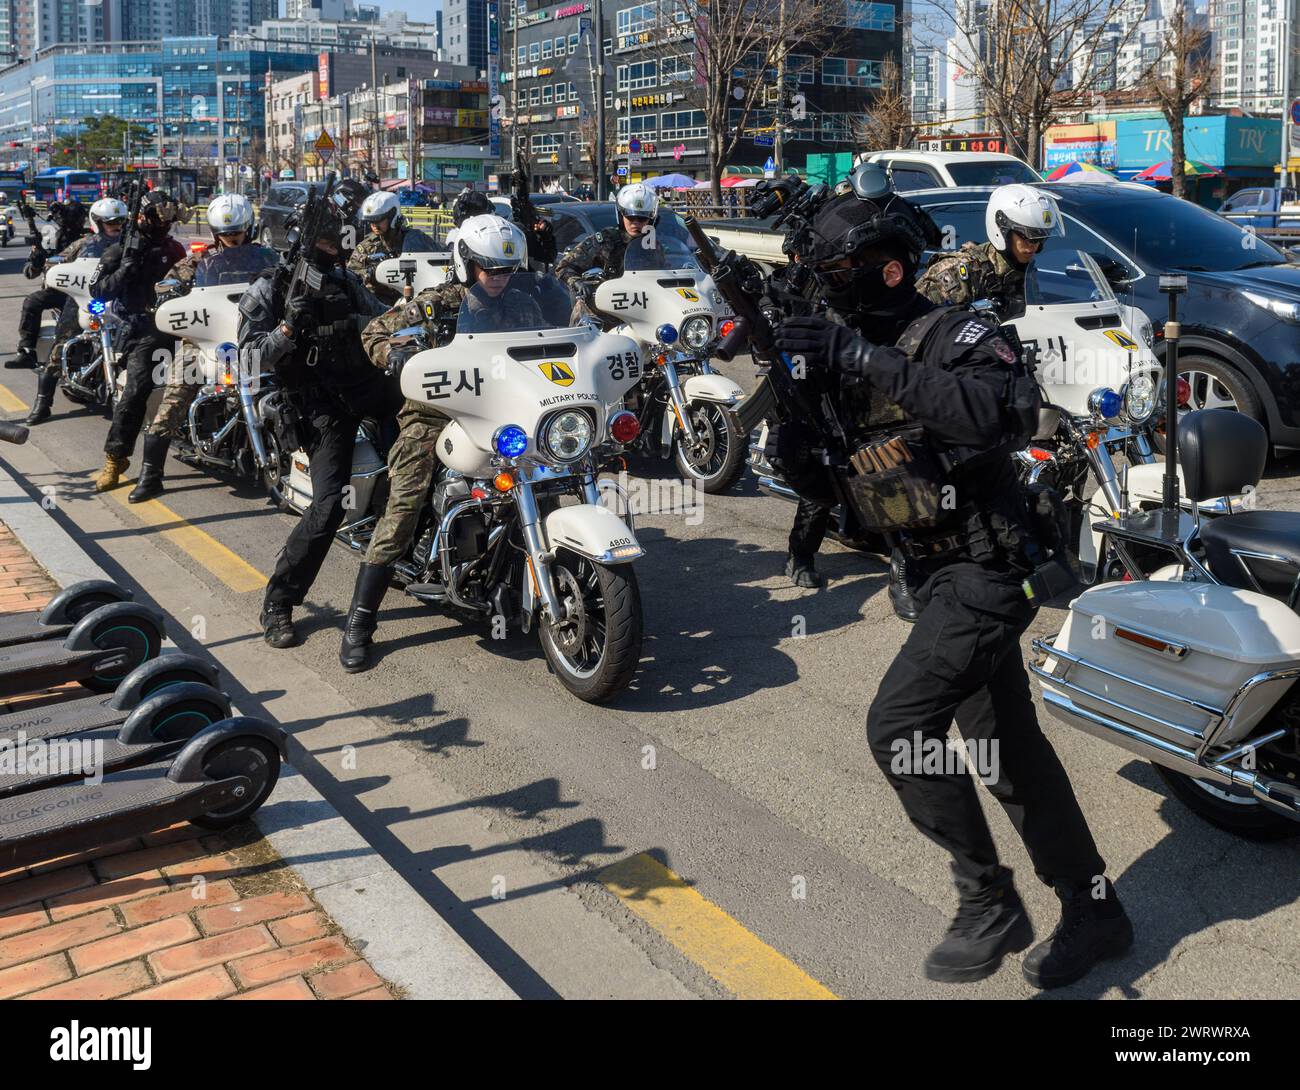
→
(0, 760, 246, 871)
(0, 641, 130, 700)
(0, 692, 118, 743)
(0, 724, 193, 800)
(0, 610, 69, 648)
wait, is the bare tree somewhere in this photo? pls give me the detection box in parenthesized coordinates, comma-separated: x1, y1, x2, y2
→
(639, 0, 841, 203)
(1140, 2, 1212, 200)
(851, 54, 916, 152)
(920, 0, 1135, 170)
(577, 105, 617, 189)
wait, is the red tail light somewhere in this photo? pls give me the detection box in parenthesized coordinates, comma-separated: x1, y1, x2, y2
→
(719, 318, 735, 338)
(609, 411, 640, 445)
(1028, 447, 1052, 461)
(189, 241, 207, 253)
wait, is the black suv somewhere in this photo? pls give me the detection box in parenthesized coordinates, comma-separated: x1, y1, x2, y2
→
(910, 183, 1300, 451)
(257, 182, 310, 251)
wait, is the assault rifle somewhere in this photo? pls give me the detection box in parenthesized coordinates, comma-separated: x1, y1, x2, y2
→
(275, 171, 339, 322)
(510, 154, 556, 267)
(118, 181, 145, 259)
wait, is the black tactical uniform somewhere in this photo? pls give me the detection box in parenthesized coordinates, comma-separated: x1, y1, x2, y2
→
(773, 190, 1132, 990)
(238, 238, 400, 647)
(10, 202, 92, 369)
(91, 193, 186, 490)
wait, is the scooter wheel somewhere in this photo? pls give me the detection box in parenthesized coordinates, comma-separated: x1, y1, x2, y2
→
(190, 738, 281, 830)
(81, 613, 163, 693)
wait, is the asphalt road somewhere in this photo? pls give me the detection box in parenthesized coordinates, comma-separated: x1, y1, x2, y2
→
(0, 242, 1297, 1000)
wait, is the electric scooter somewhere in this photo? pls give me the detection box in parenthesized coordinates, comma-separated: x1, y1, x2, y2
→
(0, 653, 219, 743)
(0, 717, 287, 870)
(0, 681, 231, 800)
(0, 578, 131, 648)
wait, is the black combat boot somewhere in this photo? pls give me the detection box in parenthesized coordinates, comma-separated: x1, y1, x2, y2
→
(24, 371, 58, 425)
(127, 434, 171, 504)
(339, 563, 390, 673)
(1022, 878, 1133, 990)
(5, 342, 37, 370)
(925, 866, 1034, 983)
(784, 553, 823, 589)
(888, 548, 920, 623)
(259, 601, 297, 649)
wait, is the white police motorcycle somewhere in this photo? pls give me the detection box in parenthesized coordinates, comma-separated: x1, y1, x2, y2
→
(589, 229, 747, 493)
(392, 273, 647, 702)
(40, 242, 124, 410)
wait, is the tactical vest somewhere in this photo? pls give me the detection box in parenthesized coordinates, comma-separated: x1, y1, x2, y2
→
(837, 306, 1039, 567)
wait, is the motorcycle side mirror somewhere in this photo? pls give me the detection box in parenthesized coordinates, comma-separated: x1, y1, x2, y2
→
(155, 278, 180, 292)
(285, 226, 301, 249)
(1091, 253, 1134, 285)
(581, 268, 604, 283)
(393, 325, 426, 338)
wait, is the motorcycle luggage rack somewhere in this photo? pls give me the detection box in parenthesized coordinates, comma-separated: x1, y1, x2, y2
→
(1030, 634, 1300, 758)
(1091, 506, 1215, 583)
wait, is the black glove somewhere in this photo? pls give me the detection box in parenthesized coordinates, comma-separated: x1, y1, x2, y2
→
(572, 279, 594, 305)
(385, 342, 416, 378)
(773, 316, 875, 377)
(282, 295, 312, 337)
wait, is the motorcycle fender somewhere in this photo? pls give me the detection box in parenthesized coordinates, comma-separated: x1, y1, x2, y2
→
(543, 504, 643, 564)
(683, 373, 743, 406)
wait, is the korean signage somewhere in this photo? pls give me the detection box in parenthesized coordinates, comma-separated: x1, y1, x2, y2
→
(422, 159, 486, 183)
(555, 2, 590, 16)
(317, 51, 330, 98)
(940, 134, 1008, 154)
(629, 92, 680, 109)
(487, 0, 500, 157)
(1043, 121, 1117, 170)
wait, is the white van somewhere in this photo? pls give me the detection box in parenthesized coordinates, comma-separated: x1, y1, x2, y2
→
(855, 150, 1040, 192)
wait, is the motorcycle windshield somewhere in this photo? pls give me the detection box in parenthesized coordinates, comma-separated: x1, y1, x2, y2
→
(622, 219, 700, 273)
(457, 273, 576, 334)
(195, 244, 277, 287)
(1026, 249, 1116, 307)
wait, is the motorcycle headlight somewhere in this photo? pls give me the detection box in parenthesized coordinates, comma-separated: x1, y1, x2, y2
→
(1122, 374, 1156, 424)
(681, 315, 712, 351)
(542, 410, 593, 462)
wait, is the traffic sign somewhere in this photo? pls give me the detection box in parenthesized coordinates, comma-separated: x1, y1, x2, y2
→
(754, 133, 774, 148)
(628, 152, 642, 167)
(763, 156, 775, 171)
(1291, 98, 1300, 126)
(315, 130, 336, 163)
(617, 165, 628, 176)
(629, 137, 641, 153)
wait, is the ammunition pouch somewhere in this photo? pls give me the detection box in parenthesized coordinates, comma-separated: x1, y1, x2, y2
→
(841, 425, 953, 534)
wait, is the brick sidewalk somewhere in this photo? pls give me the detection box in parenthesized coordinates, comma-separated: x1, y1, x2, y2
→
(0, 521, 396, 1000)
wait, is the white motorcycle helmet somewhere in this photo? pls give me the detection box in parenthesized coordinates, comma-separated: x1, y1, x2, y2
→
(453, 214, 527, 285)
(616, 182, 658, 223)
(206, 193, 254, 239)
(359, 190, 404, 232)
(985, 184, 1064, 252)
(89, 197, 128, 233)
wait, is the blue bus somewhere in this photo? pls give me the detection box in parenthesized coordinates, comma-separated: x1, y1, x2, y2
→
(33, 168, 101, 205)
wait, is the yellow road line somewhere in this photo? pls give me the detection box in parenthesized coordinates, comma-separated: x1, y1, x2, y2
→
(600, 852, 837, 1000)
(110, 486, 267, 593)
(0, 384, 28, 413)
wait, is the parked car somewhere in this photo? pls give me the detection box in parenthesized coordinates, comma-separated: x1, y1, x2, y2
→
(256, 182, 310, 250)
(910, 183, 1300, 451)
(1217, 186, 1300, 231)
(857, 150, 1041, 191)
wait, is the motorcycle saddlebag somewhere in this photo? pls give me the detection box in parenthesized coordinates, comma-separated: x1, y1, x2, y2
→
(1036, 580, 1300, 750)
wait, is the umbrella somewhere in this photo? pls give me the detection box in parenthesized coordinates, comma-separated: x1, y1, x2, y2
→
(1133, 159, 1222, 182)
(719, 176, 750, 188)
(1043, 161, 1118, 183)
(641, 172, 695, 189)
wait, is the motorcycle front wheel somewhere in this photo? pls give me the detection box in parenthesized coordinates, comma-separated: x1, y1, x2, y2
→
(538, 550, 642, 704)
(1154, 764, 1300, 840)
(672, 400, 746, 494)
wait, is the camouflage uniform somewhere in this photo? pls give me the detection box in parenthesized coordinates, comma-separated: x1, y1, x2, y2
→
(361, 281, 544, 566)
(347, 225, 441, 307)
(147, 242, 277, 439)
(553, 226, 629, 294)
(916, 241, 1027, 318)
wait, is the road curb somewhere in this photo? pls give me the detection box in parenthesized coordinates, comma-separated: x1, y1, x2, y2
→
(0, 455, 516, 999)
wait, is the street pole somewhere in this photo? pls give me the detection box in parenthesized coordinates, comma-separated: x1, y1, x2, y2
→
(773, 0, 786, 176)
(408, 77, 418, 187)
(1281, 0, 1294, 189)
(370, 34, 379, 178)
(511, 0, 520, 161)
(594, 0, 607, 199)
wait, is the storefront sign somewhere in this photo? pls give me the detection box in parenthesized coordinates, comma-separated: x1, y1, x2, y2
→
(556, 3, 590, 17)
(1043, 121, 1116, 170)
(317, 51, 330, 98)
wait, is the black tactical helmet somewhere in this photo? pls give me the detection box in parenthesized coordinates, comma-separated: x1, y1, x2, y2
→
(140, 188, 179, 235)
(331, 176, 370, 222)
(805, 187, 939, 273)
(452, 187, 494, 226)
